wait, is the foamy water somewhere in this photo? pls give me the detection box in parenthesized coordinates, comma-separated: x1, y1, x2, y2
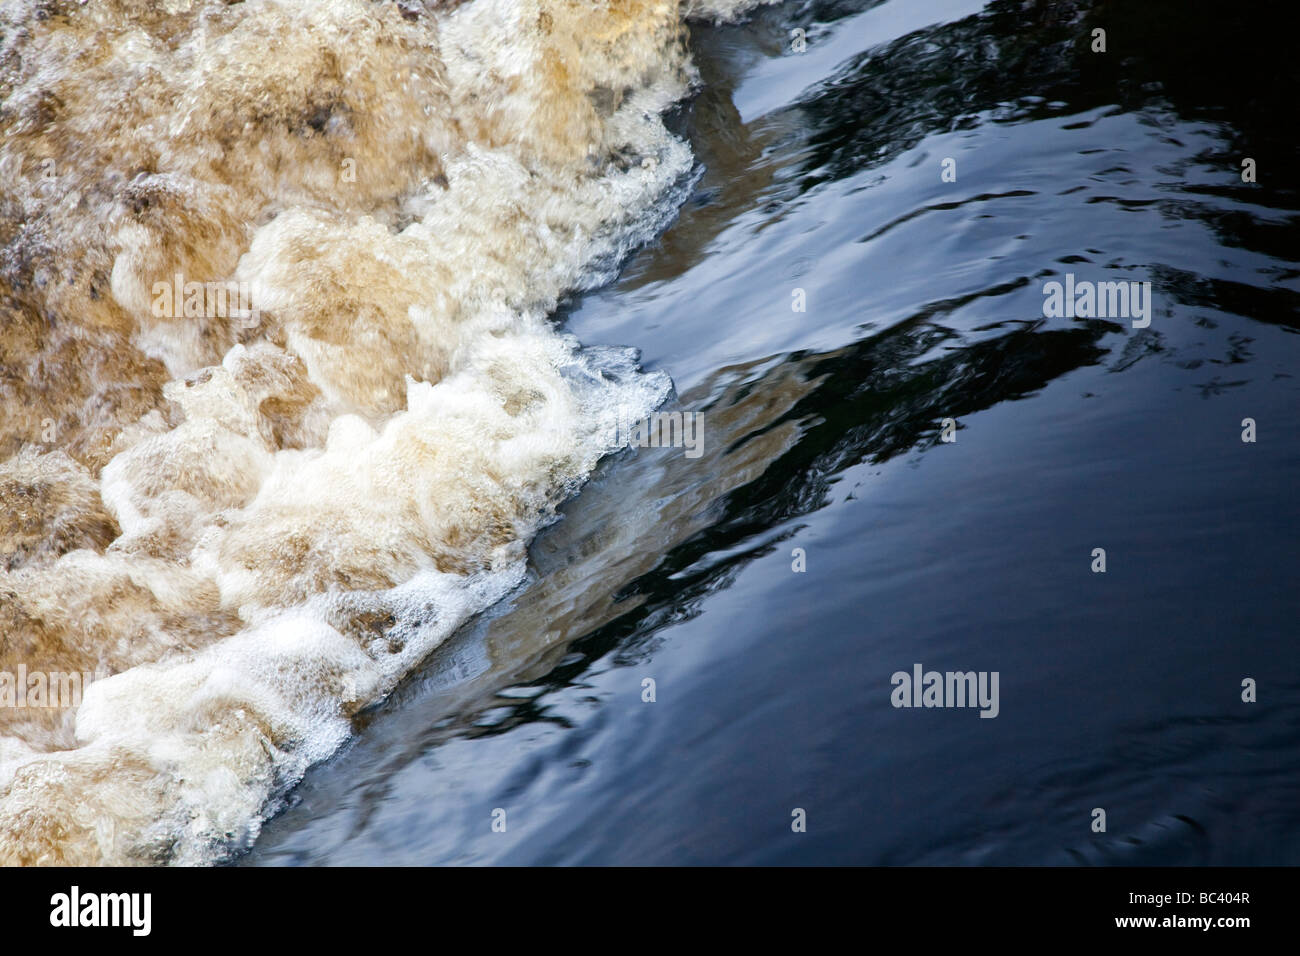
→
(0, 0, 768, 865)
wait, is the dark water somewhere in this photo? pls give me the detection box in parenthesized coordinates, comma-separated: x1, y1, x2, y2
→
(245, 0, 1300, 865)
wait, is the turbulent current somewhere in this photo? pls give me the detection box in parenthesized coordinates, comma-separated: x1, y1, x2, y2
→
(0, 0, 766, 865)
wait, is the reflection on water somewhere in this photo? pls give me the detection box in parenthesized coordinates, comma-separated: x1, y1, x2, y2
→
(247, 0, 1300, 865)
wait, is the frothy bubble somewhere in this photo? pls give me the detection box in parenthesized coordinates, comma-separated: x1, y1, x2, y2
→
(0, 0, 766, 864)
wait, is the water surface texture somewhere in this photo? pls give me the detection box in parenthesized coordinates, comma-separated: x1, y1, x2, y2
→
(248, 0, 1300, 865)
(2, 0, 1297, 865)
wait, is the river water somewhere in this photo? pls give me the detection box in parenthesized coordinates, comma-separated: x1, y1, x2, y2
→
(1, 0, 1296, 865)
(249, 0, 1300, 865)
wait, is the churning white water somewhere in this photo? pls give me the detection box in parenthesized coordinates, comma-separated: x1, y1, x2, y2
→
(0, 0, 768, 864)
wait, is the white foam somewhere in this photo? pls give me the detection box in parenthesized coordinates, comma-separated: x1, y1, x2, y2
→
(0, 0, 763, 865)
